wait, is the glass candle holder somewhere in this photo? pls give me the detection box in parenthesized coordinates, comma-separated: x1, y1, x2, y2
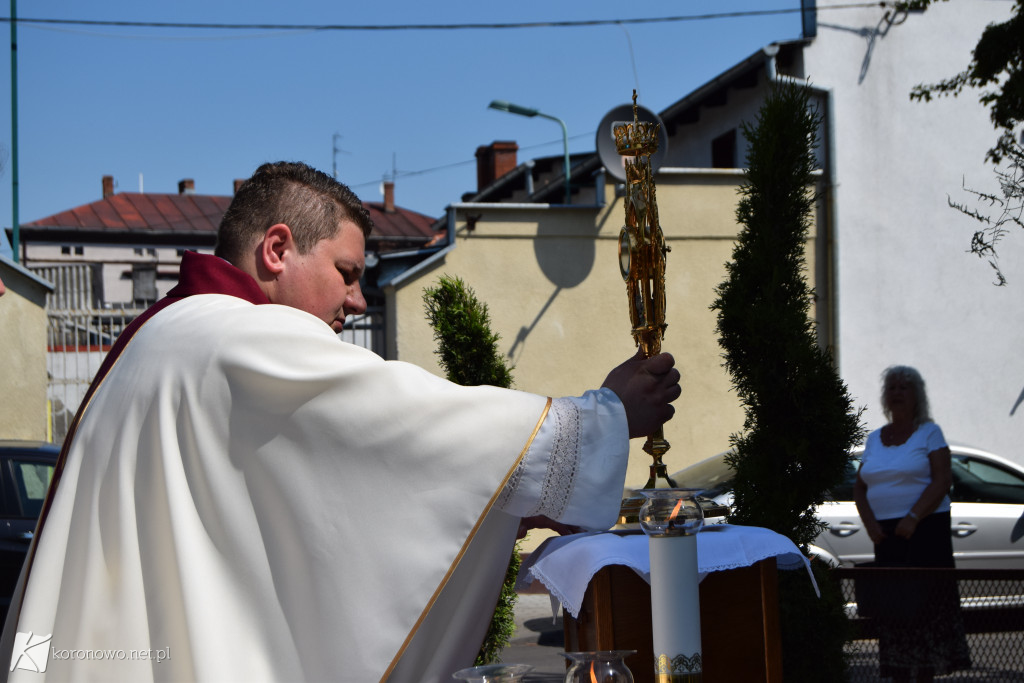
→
(451, 663, 533, 682)
(560, 651, 635, 683)
(638, 488, 704, 537)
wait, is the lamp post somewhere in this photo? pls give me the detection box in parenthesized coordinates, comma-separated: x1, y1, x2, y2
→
(488, 100, 571, 205)
(10, 0, 20, 262)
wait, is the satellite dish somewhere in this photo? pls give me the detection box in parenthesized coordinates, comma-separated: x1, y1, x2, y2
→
(595, 103, 669, 182)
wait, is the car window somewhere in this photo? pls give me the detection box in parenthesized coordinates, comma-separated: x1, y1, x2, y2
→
(10, 460, 54, 518)
(674, 454, 734, 498)
(826, 457, 860, 502)
(951, 455, 1024, 505)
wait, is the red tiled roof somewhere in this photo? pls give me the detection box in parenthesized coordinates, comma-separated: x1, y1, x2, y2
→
(363, 202, 444, 246)
(22, 192, 444, 247)
(24, 193, 231, 233)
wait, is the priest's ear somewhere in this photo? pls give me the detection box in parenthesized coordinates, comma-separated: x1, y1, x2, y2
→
(258, 224, 296, 276)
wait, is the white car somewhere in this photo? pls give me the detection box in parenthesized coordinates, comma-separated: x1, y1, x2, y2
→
(670, 445, 1024, 569)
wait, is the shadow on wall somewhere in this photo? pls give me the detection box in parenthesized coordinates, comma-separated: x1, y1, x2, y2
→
(534, 221, 596, 290)
(819, 4, 913, 84)
(507, 286, 560, 364)
(506, 219, 599, 362)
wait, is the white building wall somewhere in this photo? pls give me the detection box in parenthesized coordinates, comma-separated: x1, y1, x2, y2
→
(666, 86, 769, 168)
(803, 1, 1022, 461)
(24, 243, 211, 305)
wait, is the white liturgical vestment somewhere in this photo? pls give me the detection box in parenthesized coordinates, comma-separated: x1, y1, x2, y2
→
(2, 252, 630, 682)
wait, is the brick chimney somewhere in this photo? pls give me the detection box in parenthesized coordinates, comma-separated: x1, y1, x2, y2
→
(178, 179, 195, 195)
(383, 181, 395, 213)
(102, 175, 114, 198)
(475, 141, 518, 191)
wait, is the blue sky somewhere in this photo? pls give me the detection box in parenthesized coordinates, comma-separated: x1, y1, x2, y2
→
(0, 1, 817, 236)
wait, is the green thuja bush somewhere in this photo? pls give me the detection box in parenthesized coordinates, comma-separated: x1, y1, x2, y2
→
(711, 81, 864, 681)
(423, 275, 519, 665)
(475, 542, 522, 666)
(424, 275, 513, 390)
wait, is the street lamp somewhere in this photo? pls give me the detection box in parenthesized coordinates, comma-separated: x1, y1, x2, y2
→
(488, 100, 571, 205)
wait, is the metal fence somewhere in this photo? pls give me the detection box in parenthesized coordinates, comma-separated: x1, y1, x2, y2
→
(46, 309, 140, 443)
(338, 306, 385, 357)
(33, 264, 137, 443)
(834, 567, 1024, 681)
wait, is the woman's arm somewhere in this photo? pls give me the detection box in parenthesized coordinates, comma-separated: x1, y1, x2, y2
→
(854, 466, 886, 544)
(893, 446, 953, 539)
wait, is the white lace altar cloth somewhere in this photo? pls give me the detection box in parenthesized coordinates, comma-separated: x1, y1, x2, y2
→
(517, 524, 817, 619)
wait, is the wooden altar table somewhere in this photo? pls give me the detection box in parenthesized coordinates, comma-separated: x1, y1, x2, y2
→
(561, 557, 783, 683)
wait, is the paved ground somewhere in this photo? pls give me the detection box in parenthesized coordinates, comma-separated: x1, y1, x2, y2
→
(500, 592, 568, 682)
(500, 591, 1024, 683)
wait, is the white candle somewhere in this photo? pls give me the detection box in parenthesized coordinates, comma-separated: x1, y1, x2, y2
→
(639, 489, 703, 683)
(649, 533, 702, 682)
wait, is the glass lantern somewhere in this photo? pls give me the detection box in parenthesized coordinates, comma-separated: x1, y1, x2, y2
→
(638, 488, 704, 537)
(560, 651, 635, 683)
(451, 663, 533, 682)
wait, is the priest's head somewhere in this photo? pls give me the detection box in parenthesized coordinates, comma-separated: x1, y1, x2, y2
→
(215, 161, 374, 332)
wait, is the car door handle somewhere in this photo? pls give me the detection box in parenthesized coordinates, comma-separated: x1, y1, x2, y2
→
(952, 523, 977, 538)
(829, 522, 861, 537)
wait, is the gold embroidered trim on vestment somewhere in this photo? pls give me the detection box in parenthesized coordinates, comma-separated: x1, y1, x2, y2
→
(382, 396, 553, 681)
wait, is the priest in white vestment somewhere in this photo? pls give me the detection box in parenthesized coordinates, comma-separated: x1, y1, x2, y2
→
(1, 162, 681, 683)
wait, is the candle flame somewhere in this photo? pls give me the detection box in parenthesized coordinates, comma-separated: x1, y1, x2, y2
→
(590, 661, 598, 683)
(668, 498, 684, 522)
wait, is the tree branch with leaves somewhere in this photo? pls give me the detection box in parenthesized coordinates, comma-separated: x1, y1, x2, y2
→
(906, 0, 1024, 283)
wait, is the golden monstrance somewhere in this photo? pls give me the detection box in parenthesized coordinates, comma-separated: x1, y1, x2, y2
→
(614, 91, 677, 521)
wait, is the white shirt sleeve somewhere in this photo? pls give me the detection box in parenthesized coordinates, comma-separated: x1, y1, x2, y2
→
(496, 387, 630, 530)
(924, 422, 948, 453)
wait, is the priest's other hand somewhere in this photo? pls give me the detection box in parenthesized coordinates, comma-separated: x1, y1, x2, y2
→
(601, 352, 681, 439)
(516, 515, 583, 540)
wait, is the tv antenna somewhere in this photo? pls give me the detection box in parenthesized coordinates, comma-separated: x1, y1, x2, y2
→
(332, 133, 351, 179)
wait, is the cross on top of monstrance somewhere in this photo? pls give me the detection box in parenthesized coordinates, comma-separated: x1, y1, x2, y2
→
(615, 91, 677, 523)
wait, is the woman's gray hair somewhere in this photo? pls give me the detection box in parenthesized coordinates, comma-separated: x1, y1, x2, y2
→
(880, 365, 931, 427)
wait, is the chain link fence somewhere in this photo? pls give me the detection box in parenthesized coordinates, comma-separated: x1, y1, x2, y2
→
(834, 567, 1024, 681)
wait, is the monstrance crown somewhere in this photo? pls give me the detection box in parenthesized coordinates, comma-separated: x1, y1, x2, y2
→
(614, 94, 660, 157)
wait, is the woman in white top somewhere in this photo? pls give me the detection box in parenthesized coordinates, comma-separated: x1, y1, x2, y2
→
(854, 365, 969, 682)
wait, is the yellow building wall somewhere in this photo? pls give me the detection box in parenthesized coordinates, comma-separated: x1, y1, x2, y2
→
(388, 170, 819, 546)
(0, 268, 52, 441)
